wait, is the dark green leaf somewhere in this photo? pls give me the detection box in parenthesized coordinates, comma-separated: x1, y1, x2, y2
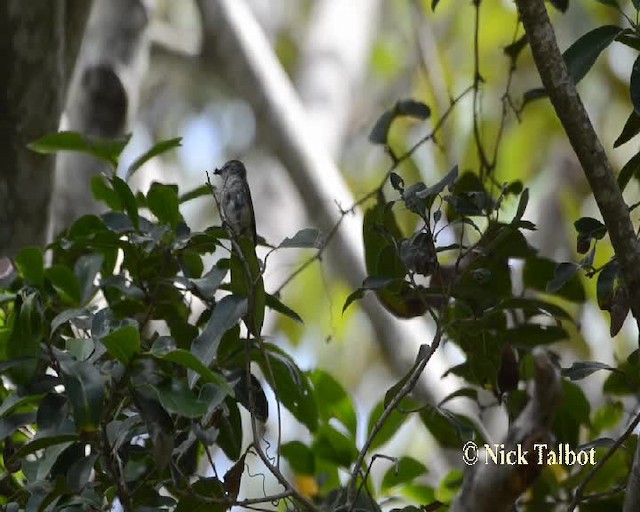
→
(562, 361, 617, 380)
(45, 265, 82, 305)
(256, 346, 318, 431)
(513, 188, 529, 222)
(504, 35, 528, 62)
(369, 110, 395, 145)
(593, 0, 619, 7)
(310, 370, 357, 436)
(563, 25, 623, 84)
(597, 261, 619, 310)
(524, 256, 585, 302)
(189, 295, 247, 387)
(313, 425, 358, 467)
(546, 262, 581, 293)
(179, 184, 211, 204)
(91, 175, 121, 209)
(74, 254, 103, 303)
(147, 182, 181, 228)
(60, 360, 105, 432)
(342, 288, 365, 314)
(506, 324, 568, 347)
(417, 165, 459, 200)
(100, 325, 140, 364)
(0, 412, 36, 441)
(28, 131, 130, 167)
(15, 246, 44, 286)
(6, 291, 44, 384)
(549, 0, 569, 12)
(523, 87, 548, 105)
(151, 337, 233, 394)
(67, 454, 99, 492)
(437, 388, 479, 408)
(50, 308, 89, 338)
(420, 407, 476, 449)
(185, 266, 227, 300)
(574, 217, 607, 239)
(381, 456, 428, 492)
(265, 293, 303, 323)
(367, 397, 416, 450)
(618, 151, 640, 192)
(110, 176, 139, 231)
(281, 441, 315, 474)
(614, 111, 640, 148)
(154, 380, 208, 418)
(396, 99, 431, 119)
(279, 228, 324, 249)
(126, 138, 182, 179)
(218, 397, 242, 461)
(632, 55, 640, 115)
(390, 172, 405, 192)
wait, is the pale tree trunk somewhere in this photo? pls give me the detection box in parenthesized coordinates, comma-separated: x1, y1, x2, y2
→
(49, 0, 153, 238)
(0, 0, 91, 257)
(195, 0, 473, 418)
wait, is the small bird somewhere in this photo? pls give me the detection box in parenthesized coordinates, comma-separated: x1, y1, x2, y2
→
(214, 160, 257, 245)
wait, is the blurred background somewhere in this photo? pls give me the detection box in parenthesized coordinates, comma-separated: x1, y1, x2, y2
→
(7, 0, 640, 506)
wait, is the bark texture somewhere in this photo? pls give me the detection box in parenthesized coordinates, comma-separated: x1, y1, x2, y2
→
(0, 0, 90, 256)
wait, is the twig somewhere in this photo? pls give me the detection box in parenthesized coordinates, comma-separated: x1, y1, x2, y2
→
(567, 408, 640, 511)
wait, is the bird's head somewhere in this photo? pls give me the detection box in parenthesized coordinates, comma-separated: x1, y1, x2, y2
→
(214, 160, 247, 179)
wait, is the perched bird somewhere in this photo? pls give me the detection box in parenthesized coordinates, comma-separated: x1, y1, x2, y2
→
(214, 160, 257, 245)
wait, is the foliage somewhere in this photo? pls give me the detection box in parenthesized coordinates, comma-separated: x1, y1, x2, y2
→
(3, 0, 640, 510)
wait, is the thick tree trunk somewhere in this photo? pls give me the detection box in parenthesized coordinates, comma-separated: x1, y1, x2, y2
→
(0, 0, 90, 256)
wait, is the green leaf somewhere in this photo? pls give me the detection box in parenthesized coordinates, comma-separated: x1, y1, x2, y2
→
(617, 151, 640, 191)
(278, 228, 324, 249)
(74, 254, 103, 304)
(187, 266, 227, 300)
(110, 176, 139, 231)
(100, 325, 140, 364)
(265, 293, 303, 323)
(60, 360, 105, 432)
(506, 324, 568, 347)
(45, 265, 82, 305)
(125, 138, 182, 180)
(281, 441, 315, 474)
(256, 346, 318, 431)
(632, 55, 640, 115)
(614, 111, 640, 148)
(15, 246, 44, 286)
(0, 392, 46, 418)
(91, 175, 121, 209)
(150, 337, 233, 394)
(218, 397, 242, 461)
(189, 295, 247, 387)
(396, 99, 431, 119)
(513, 188, 529, 222)
(313, 425, 358, 467)
(147, 182, 181, 228)
(381, 456, 428, 493)
(417, 165, 459, 201)
(563, 25, 623, 84)
(562, 361, 617, 380)
(420, 407, 477, 449)
(574, 217, 607, 239)
(310, 370, 357, 436)
(553, 380, 591, 447)
(154, 380, 208, 418)
(367, 397, 416, 450)
(546, 262, 581, 294)
(592, 402, 623, 436)
(179, 184, 211, 204)
(6, 290, 44, 384)
(28, 131, 130, 167)
(597, 261, 619, 310)
(369, 110, 396, 145)
(524, 256, 585, 302)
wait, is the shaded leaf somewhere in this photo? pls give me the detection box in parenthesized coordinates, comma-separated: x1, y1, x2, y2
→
(126, 138, 181, 179)
(614, 111, 640, 148)
(563, 361, 617, 380)
(281, 441, 315, 475)
(546, 262, 580, 293)
(101, 325, 140, 364)
(617, 151, 640, 191)
(147, 182, 181, 228)
(60, 360, 105, 432)
(279, 228, 324, 249)
(310, 370, 357, 436)
(154, 380, 208, 418)
(381, 456, 428, 492)
(28, 131, 130, 167)
(632, 55, 640, 115)
(15, 246, 44, 287)
(563, 25, 623, 84)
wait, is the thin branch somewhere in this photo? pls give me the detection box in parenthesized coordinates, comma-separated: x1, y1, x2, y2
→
(567, 408, 640, 511)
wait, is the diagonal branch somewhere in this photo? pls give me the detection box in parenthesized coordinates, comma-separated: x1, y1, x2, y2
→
(514, 0, 640, 326)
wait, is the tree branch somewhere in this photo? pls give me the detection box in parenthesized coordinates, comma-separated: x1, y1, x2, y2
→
(450, 348, 562, 512)
(514, 0, 640, 326)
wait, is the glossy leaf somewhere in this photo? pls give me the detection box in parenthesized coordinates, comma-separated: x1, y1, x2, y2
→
(110, 176, 140, 231)
(563, 25, 623, 85)
(100, 325, 140, 364)
(15, 246, 44, 287)
(28, 131, 130, 167)
(310, 370, 357, 436)
(381, 456, 428, 492)
(154, 380, 208, 418)
(60, 360, 105, 432)
(147, 182, 181, 228)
